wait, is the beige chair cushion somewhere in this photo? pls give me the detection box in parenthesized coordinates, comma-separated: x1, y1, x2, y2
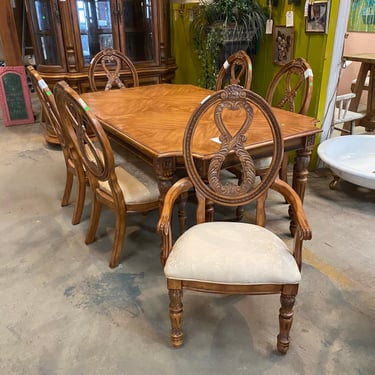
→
(97, 145, 160, 204)
(164, 221, 301, 285)
(114, 165, 159, 204)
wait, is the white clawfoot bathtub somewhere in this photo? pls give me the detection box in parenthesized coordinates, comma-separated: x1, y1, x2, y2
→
(317, 135, 375, 190)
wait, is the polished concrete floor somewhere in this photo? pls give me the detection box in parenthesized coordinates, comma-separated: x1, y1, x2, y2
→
(1, 96, 374, 374)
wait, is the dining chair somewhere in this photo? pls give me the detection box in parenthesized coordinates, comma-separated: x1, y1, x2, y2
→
(27, 65, 87, 225)
(330, 92, 365, 136)
(157, 84, 312, 354)
(263, 57, 314, 183)
(54, 80, 160, 268)
(88, 48, 139, 92)
(215, 50, 253, 90)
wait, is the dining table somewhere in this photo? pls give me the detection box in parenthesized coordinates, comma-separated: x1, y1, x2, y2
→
(343, 52, 375, 132)
(81, 83, 320, 233)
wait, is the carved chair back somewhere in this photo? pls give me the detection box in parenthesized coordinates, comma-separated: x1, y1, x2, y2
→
(184, 85, 283, 213)
(54, 80, 160, 268)
(265, 57, 313, 115)
(215, 50, 253, 91)
(54, 80, 118, 192)
(88, 48, 139, 91)
(27, 66, 86, 224)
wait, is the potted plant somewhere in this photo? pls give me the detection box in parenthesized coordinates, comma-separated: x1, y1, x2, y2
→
(192, 0, 267, 89)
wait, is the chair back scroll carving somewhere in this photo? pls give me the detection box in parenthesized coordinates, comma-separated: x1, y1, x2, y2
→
(184, 85, 283, 209)
(266, 57, 313, 115)
(215, 50, 253, 91)
(88, 48, 139, 92)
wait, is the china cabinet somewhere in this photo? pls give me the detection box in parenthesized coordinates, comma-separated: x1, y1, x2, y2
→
(24, 0, 177, 143)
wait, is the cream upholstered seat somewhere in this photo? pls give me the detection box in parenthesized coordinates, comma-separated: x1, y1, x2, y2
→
(157, 85, 311, 354)
(165, 222, 300, 285)
(54, 80, 160, 268)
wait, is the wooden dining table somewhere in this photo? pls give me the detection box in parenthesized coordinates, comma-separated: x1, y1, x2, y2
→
(81, 83, 320, 231)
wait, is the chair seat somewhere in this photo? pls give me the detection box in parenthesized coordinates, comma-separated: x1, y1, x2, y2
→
(333, 108, 365, 124)
(164, 221, 301, 285)
(98, 160, 159, 204)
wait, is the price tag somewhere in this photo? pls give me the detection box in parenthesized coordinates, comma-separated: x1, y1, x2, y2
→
(286, 11, 294, 27)
(266, 19, 273, 34)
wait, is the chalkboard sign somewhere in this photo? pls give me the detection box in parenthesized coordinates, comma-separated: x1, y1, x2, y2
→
(0, 66, 34, 126)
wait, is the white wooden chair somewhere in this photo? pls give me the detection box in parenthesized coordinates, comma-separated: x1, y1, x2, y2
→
(331, 93, 366, 136)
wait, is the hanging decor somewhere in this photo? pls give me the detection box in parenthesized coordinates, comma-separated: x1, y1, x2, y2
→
(348, 0, 375, 32)
(273, 26, 294, 65)
(305, 1, 330, 33)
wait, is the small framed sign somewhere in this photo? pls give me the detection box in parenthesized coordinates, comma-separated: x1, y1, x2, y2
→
(0, 66, 34, 126)
(305, 1, 330, 34)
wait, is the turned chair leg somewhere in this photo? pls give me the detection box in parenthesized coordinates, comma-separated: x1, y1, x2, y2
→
(61, 171, 74, 207)
(85, 196, 102, 244)
(71, 175, 86, 225)
(109, 211, 126, 268)
(167, 279, 184, 348)
(277, 293, 296, 354)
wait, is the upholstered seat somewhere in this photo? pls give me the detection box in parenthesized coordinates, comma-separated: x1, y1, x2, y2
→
(165, 222, 301, 285)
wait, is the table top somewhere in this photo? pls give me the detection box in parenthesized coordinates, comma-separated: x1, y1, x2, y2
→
(343, 53, 375, 64)
(82, 84, 320, 160)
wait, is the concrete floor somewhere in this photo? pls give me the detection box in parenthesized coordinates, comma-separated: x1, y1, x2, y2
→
(1, 95, 374, 375)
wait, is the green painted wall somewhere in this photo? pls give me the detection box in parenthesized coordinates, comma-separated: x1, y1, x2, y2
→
(170, 1, 341, 166)
(170, 3, 201, 85)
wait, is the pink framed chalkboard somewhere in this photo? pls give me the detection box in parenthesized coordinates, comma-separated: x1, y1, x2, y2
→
(0, 66, 34, 126)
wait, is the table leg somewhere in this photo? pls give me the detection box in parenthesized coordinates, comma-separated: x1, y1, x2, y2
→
(154, 157, 176, 198)
(155, 157, 189, 230)
(290, 135, 315, 235)
(348, 62, 375, 132)
(349, 62, 369, 112)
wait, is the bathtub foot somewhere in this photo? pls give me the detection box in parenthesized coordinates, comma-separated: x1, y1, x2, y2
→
(329, 175, 340, 190)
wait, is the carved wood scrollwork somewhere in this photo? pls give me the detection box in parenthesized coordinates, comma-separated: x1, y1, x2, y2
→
(208, 87, 257, 196)
(154, 157, 176, 197)
(101, 52, 125, 90)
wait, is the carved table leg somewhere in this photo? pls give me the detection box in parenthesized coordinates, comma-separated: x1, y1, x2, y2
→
(154, 157, 176, 202)
(290, 136, 315, 235)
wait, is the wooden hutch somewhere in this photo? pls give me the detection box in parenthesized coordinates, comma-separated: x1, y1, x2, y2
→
(24, 0, 177, 142)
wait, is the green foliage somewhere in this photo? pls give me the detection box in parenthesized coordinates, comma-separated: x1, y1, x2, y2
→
(191, 0, 267, 89)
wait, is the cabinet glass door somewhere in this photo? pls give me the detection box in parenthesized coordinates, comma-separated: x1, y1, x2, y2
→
(28, 0, 63, 66)
(121, 0, 154, 61)
(75, 0, 114, 64)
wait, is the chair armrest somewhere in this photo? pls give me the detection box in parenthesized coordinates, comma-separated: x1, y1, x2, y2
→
(336, 92, 356, 101)
(271, 178, 312, 270)
(157, 177, 193, 264)
(271, 178, 312, 241)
